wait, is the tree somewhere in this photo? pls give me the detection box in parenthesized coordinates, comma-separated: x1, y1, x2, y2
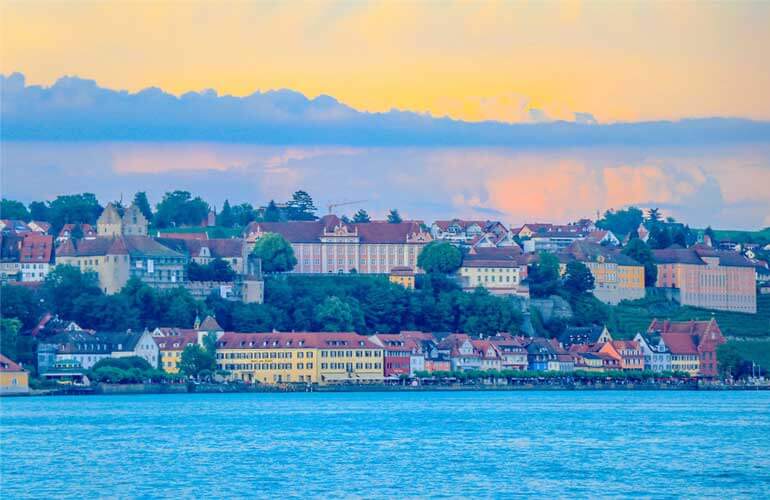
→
(286, 191, 318, 221)
(47, 193, 103, 233)
(187, 258, 236, 282)
(251, 233, 297, 273)
(120, 278, 160, 328)
(179, 344, 216, 378)
(314, 296, 354, 331)
(0, 319, 22, 360)
(672, 228, 688, 247)
(596, 207, 643, 238)
(528, 252, 561, 298)
(0, 284, 42, 328)
(154, 191, 210, 228)
(387, 209, 402, 224)
(132, 192, 153, 222)
(352, 209, 371, 223)
(232, 203, 257, 226)
(70, 223, 84, 240)
(43, 265, 102, 321)
(649, 225, 672, 249)
(28, 201, 50, 221)
(232, 303, 274, 332)
(646, 207, 662, 224)
(340, 215, 351, 224)
(71, 294, 140, 331)
(717, 343, 743, 378)
(217, 199, 235, 227)
(623, 238, 658, 287)
(563, 261, 595, 295)
(417, 241, 463, 274)
(570, 293, 610, 326)
(0, 199, 30, 220)
(158, 288, 199, 327)
(263, 200, 281, 222)
(705, 226, 716, 244)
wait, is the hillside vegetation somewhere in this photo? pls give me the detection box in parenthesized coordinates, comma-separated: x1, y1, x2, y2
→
(609, 294, 770, 339)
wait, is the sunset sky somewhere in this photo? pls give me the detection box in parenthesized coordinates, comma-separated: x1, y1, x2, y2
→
(1, 1, 769, 229)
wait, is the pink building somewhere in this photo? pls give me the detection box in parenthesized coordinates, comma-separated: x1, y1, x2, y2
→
(245, 215, 432, 274)
(653, 245, 756, 314)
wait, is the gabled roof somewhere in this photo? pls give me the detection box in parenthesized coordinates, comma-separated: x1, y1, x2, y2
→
(659, 333, 698, 355)
(56, 236, 184, 259)
(199, 316, 223, 332)
(653, 246, 755, 268)
(564, 240, 642, 266)
(20, 234, 54, 263)
(157, 238, 243, 259)
(0, 353, 24, 372)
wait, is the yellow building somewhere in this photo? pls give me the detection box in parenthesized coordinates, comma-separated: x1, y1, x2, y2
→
(216, 332, 384, 385)
(457, 248, 527, 297)
(389, 266, 416, 289)
(0, 354, 29, 395)
(153, 331, 198, 374)
(562, 241, 645, 305)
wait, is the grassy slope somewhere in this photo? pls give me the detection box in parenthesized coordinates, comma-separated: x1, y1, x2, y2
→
(725, 339, 770, 372)
(610, 294, 770, 339)
(703, 227, 770, 244)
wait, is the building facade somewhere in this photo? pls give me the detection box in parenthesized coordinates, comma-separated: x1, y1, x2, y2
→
(245, 215, 432, 275)
(216, 332, 384, 385)
(653, 246, 756, 313)
(648, 319, 726, 378)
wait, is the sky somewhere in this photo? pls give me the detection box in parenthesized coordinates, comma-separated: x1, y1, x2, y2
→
(1, 1, 769, 229)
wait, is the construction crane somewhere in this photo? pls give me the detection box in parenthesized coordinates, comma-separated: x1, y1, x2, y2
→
(327, 200, 368, 215)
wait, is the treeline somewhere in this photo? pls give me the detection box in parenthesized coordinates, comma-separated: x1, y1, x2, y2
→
(0, 190, 406, 233)
(595, 206, 697, 249)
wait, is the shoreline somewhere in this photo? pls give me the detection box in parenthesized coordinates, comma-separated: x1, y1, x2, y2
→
(10, 381, 770, 397)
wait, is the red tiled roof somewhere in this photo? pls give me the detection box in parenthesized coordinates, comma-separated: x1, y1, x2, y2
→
(20, 234, 54, 263)
(217, 331, 381, 350)
(153, 332, 198, 351)
(246, 215, 429, 244)
(0, 353, 24, 372)
(660, 333, 698, 355)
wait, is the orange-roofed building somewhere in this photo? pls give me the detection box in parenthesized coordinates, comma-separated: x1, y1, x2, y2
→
(648, 318, 725, 377)
(20, 233, 54, 282)
(0, 354, 29, 395)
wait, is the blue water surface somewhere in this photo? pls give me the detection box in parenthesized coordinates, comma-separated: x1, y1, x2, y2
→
(2, 391, 770, 498)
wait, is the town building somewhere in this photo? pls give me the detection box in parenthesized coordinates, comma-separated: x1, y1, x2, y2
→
(37, 330, 160, 371)
(471, 339, 503, 371)
(20, 234, 54, 282)
(648, 319, 725, 377)
(430, 220, 515, 248)
(400, 331, 451, 373)
(457, 247, 527, 297)
(437, 334, 482, 371)
(388, 266, 416, 289)
(57, 223, 97, 243)
(559, 325, 613, 348)
(561, 241, 645, 304)
(215, 332, 384, 385)
(653, 246, 757, 313)
(0, 234, 22, 282)
(586, 230, 620, 246)
(610, 340, 644, 371)
(489, 334, 528, 370)
(41, 358, 89, 385)
(156, 237, 247, 274)
(522, 230, 588, 253)
(633, 333, 672, 373)
(0, 354, 29, 395)
(370, 333, 422, 378)
(244, 215, 432, 275)
(97, 202, 149, 237)
(526, 337, 561, 371)
(153, 329, 198, 374)
(56, 236, 187, 294)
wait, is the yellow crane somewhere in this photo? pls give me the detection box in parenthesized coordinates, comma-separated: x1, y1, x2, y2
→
(326, 200, 368, 215)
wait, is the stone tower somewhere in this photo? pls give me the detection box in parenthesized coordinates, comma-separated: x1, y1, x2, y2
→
(96, 203, 123, 236)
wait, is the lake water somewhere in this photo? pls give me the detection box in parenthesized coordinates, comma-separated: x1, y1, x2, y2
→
(2, 391, 770, 498)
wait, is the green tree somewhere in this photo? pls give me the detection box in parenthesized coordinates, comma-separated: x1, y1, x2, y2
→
(595, 206, 643, 238)
(563, 261, 595, 295)
(187, 258, 236, 281)
(672, 228, 687, 247)
(132, 192, 153, 222)
(649, 225, 672, 249)
(352, 209, 371, 223)
(0, 199, 30, 220)
(417, 241, 463, 274)
(314, 296, 354, 331)
(251, 233, 297, 273)
(387, 209, 402, 223)
(28, 201, 50, 222)
(71, 294, 140, 331)
(47, 193, 103, 233)
(286, 191, 318, 221)
(154, 191, 210, 228)
(263, 200, 281, 222)
(0, 318, 22, 360)
(217, 199, 235, 227)
(159, 288, 199, 327)
(232, 203, 257, 226)
(528, 252, 561, 298)
(717, 343, 744, 377)
(179, 344, 216, 378)
(0, 284, 42, 328)
(646, 207, 662, 224)
(43, 265, 102, 321)
(623, 238, 658, 287)
(232, 303, 275, 331)
(120, 278, 160, 328)
(570, 293, 610, 326)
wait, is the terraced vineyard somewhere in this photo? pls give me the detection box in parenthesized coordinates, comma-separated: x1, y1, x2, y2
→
(610, 294, 770, 339)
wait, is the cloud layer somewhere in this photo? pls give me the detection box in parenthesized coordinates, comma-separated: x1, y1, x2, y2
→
(3, 73, 770, 147)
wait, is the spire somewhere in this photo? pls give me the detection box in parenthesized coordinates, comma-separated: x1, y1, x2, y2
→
(193, 313, 201, 330)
